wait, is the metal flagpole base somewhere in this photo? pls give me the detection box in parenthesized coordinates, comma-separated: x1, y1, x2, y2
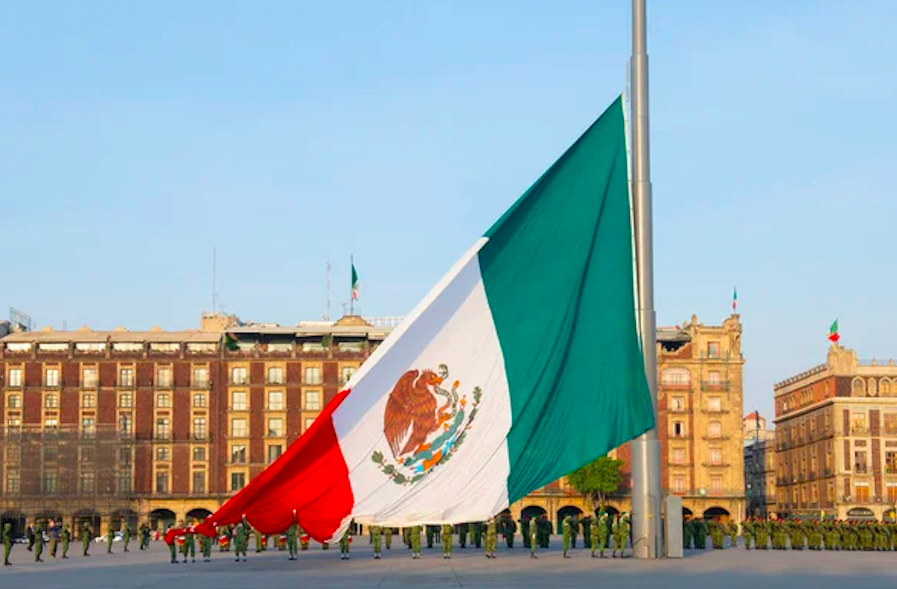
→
(631, 435, 662, 559)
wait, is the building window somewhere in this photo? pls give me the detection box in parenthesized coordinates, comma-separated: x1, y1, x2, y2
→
(886, 451, 897, 474)
(707, 397, 722, 412)
(670, 397, 684, 411)
(231, 418, 247, 438)
(661, 369, 690, 386)
(193, 417, 207, 440)
(854, 450, 868, 473)
(851, 412, 868, 434)
(156, 447, 170, 461)
(340, 366, 356, 385)
(852, 378, 866, 396)
(82, 368, 98, 388)
(231, 444, 246, 464)
(80, 446, 96, 463)
(156, 393, 171, 408)
(887, 484, 897, 505)
(855, 483, 870, 503)
(82, 393, 96, 408)
(709, 447, 723, 465)
(192, 471, 206, 494)
(231, 391, 247, 411)
(305, 390, 321, 411)
(120, 368, 134, 387)
(673, 475, 686, 493)
(231, 367, 248, 385)
(5, 471, 21, 494)
(6, 417, 21, 429)
(44, 417, 58, 429)
(672, 448, 686, 465)
(707, 342, 720, 358)
(708, 421, 722, 438)
(156, 418, 170, 440)
(43, 445, 57, 462)
(268, 367, 284, 385)
(193, 367, 210, 388)
(79, 471, 96, 493)
(267, 391, 284, 411)
(230, 472, 246, 491)
(827, 482, 835, 503)
(81, 417, 96, 438)
(119, 448, 132, 466)
(304, 417, 316, 431)
(882, 379, 894, 397)
(8, 368, 23, 387)
(708, 371, 721, 385)
(268, 444, 283, 464)
(193, 447, 207, 462)
(267, 418, 284, 437)
(710, 475, 723, 492)
(43, 472, 58, 493)
(672, 421, 685, 438)
(304, 367, 321, 385)
(119, 413, 132, 435)
(118, 473, 132, 494)
(885, 413, 897, 434)
(46, 368, 60, 387)
(45, 393, 59, 409)
(157, 367, 173, 388)
(7, 394, 21, 409)
(119, 392, 133, 408)
(193, 393, 207, 408)
(156, 471, 169, 494)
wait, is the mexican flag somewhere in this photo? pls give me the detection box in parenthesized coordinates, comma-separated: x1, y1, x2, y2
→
(828, 319, 839, 343)
(351, 263, 359, 300)
(197, 96, 654, 542)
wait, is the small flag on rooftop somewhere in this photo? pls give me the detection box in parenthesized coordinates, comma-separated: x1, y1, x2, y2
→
(351, 261, 360, 301)
(828, 319, 839, 343)
(732, 287, 738, 312)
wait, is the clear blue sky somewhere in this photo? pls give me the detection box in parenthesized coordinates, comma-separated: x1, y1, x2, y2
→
(2, 1, 896, 420)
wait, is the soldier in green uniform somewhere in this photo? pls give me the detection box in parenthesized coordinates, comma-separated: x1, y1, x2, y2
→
(184, 523, 196, 563)
(200, 522, 212, 562)
(286, 519, 298, 561)
(521, 518, 530, 550)
(808, 521, 822, 550)
(484, 518, 497, 559)
(570, 515, 579, 549)
(589, 516, 599, 558)
(504, 516, 516, 548)
(385, 526, 393, 550)
(741, 518, 752, 549)
(34, 521, 45, 562)
(597, 512, 609, 558)
(708, 520, 724, 549)
(693, 518, 708, 549)
(47, 520, 58, 559)
(3, 522, 12, 566)
(581, 515, 592, 550)
(472, 521, 483, 549)
(410, 525, 421, 559)
(165, 525, 178, 564)
(530, 517, 538, 559)
(542, 515, 553, 549)
(425, 525, 436, 549)
(233, 522, 247, 562)
(754, 519, 769, 549)
(612, 513, 630, 558)
(562, 515, 573, 558)
(61, 524, 71, 559)
(340, 530, 351, 560)
(441, 524, 453, 559)
(727, 520, 738, 548)
(789, 519, 806, 550)
(682, 518, 693, 549)
(371, 525, 383, 560)
(106, 523, 115, 554)
(122, 520, 130, 553)
(81, 521, 92, 556)
(254, 529, 263, 553)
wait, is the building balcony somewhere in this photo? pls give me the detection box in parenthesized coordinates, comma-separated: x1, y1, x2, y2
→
(701, 381, 730, 392)
(668, 434, 692, 440)
(266, 379, 286, 386)
(229, 380, 251, 387)
(668, 461, 692, 467)
(265, 406, 286, 412)
(701, 408, 730, 415)
(192, 380, 212, 390)
(702, 462, 730, 468)
(702, 435, 730, 441)
(661, 382, 691, 391)
(667, 407, 689, 414)
(854, 465, 869, 474)
(117, 381, 136, 389)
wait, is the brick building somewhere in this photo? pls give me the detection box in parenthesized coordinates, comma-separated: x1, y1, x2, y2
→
(0, 313, 389, 535)
(743, 411, 777, 518)
(774, 344, 897, 521)
(510, 314, 746, 527)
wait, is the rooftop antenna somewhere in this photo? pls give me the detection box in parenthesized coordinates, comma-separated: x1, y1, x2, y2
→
(212, 246, 219, 314)
(325, 260, 332, 321)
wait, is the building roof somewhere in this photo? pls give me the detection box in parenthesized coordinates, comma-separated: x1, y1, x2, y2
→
(657, 327, 691, 343)
(0, 330, 220, 344)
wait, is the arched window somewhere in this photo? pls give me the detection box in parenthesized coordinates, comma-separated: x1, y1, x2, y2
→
(852, 378, 866, 397)
(880, 379, 891, 396)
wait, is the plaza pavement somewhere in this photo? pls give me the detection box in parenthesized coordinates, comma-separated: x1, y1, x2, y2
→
(2, 538, 897, 589)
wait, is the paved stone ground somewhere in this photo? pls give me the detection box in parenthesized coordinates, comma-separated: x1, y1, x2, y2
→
(3, 538, 897, 589)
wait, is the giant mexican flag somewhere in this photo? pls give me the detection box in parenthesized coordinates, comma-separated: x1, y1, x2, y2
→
(198, 96, 654, 542)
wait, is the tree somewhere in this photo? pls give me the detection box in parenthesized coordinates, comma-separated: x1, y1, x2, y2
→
(567, 456, 624, 509)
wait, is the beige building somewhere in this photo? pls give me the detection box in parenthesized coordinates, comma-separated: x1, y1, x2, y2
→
(774, 344, 897, 521)
(509, 314, 746, 527)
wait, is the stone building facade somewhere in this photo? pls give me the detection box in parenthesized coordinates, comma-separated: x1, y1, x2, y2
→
(774, 344, 897, 521)
(0, 314, 388, 535)
(509, 314, 746, 527)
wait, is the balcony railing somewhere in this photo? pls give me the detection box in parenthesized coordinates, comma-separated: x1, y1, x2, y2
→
(193, 379, 211, 389)
(667, 407, 689, 414)
(702, 462, 730, 468)
(702, 435, 730, 441)
(701, 381, 730, 392)
(701, 408, 730, 414)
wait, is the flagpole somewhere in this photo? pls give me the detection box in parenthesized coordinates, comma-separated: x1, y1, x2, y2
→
(630, 0, 662, 559)
(350, 255, 355, 316)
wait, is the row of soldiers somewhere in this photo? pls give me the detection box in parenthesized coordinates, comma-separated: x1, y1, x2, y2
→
(742, 518, 897, 551)
(683, 518, 740, 549)
(4, 519, 141, 566)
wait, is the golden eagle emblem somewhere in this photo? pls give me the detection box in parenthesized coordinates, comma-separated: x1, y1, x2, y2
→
(371, 364, 482, 485)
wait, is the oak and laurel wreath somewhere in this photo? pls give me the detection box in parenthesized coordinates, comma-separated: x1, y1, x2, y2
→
(372, 386, 482, 486)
